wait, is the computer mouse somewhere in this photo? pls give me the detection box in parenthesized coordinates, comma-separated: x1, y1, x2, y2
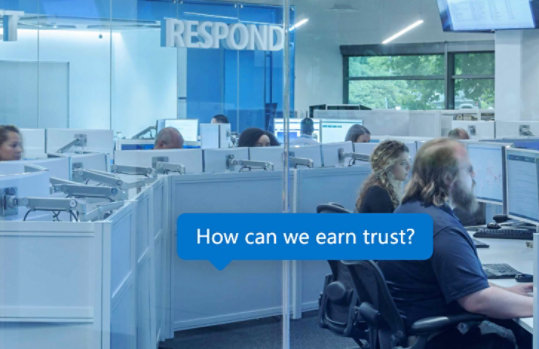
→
(486, 222, 501, 229)
(515, 274, 533, 283)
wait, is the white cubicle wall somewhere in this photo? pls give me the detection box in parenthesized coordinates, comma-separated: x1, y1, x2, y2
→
(320, 141, 353, 167)
(20, 128, 46, 159)
(69, 153, 109, 173)
(291, 165, 371, 315)
(46, 129, 114, 155)
(290, 144, 322, 168)
(114, 149, 203, 174)
(0, 171, 51, 221)
(249, 146, 284, 171)
(495, 121, 539, 138)
(451, 120, 495, 139)
(0, 174, 169, 349)
(202, 148, 249, 173)
(169, 171, 285, 330)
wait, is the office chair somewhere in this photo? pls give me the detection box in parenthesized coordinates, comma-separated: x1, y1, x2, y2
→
(343, 260, 485, 349)
(317, 203, 369, 347)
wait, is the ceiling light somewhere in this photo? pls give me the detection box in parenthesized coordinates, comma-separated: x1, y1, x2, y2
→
(382, 19, 424, 44)
(289, 18, 308, 31)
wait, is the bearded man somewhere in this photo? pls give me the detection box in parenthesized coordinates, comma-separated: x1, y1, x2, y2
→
(378, 138, 533, 349)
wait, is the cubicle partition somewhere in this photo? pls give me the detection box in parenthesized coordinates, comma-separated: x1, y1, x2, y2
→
(291, 165, 371, 315)
(0, 173, 169, 349)
(169, 171, 285, 330)
(0, 220, 105, 348)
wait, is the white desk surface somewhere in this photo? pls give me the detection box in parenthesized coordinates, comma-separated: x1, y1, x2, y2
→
(471, 233, 534, 333)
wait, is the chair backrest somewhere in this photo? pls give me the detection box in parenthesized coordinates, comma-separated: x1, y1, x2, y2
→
(344, 260, 406, 341)
(317, 203, 365, 341)
(316, 202, 352, 214)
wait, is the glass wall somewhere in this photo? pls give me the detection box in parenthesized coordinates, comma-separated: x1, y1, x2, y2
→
(0, 0, 500, 348)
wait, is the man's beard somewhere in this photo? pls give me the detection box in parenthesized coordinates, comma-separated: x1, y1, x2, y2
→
(451, 179, 478, 213)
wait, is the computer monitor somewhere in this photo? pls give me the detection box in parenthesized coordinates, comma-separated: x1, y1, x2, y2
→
(116, 139, 155, 151)
(320, 119, 362, 143)
(273, 118, 321, 143)
(114, 149, 203, 174)
(466, 142, 506, 205)
(249, 146, 284, 171)
(46, 129, 114, 155)
(289, 144, 322, 168)
(203, 148, 249, 173)
(451, 121, 495, 140)
(505, 147, 539, 224)
(353, 142, 378, 155)
(320, 141, 354, 167)
(156, 119, 199, 143)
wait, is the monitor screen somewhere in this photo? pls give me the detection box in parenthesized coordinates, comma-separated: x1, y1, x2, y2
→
(321, 119, 363, 143)
(273, 118, 320, 143)
(157, 119, 199, 143)
(506, 148, 539, 224)
(437, 0, 537, 32)
(467, 143, 504, 204)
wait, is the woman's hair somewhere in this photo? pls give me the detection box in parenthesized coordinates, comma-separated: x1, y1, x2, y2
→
(0, 125, 20, 146)
(402, 138, 461, 207)
(356, 140, 409, 210)
(345, 124, 370, 142)
(212, 114, 229, 123)
(238, 127, 280, 147)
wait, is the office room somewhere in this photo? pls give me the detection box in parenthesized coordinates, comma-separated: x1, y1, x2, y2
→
(0, 0, 538, 348)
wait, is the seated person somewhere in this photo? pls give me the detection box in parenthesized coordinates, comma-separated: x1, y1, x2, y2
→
(345, 124, 371, 143)
(211, 114, 229, 124)
(448, 127, 470, 140)
(356, 140, 410, 213)
(290, 117, 318, 146)
(238, 127, 279, 147)
(154, 127, 183, 149)
(0, 125, 23, 161)
(378, 138, 532, 349)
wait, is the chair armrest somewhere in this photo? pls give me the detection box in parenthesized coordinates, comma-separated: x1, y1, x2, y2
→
(409, 313, 485, 335)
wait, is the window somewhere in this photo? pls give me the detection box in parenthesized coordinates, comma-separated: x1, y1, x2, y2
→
(342, 42, 494, 110)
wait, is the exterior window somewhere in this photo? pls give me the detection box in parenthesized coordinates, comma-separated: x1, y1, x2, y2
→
(344, 47, 494, 110)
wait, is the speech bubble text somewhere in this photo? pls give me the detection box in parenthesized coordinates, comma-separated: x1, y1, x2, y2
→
(178, 213, 433, 270)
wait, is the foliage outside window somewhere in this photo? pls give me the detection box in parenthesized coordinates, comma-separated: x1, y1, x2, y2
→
(345, 51, 494, 110)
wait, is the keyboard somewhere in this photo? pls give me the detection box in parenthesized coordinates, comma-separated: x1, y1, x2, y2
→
(482, 263, 522, 279)
(473, 228, 534, 240)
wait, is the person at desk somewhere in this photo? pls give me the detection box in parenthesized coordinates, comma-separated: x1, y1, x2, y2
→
(355, 140, 410, 213)
(290, 117, 318, 146)
(238, 128, 279, 147)
(345, 124, 371, 143)
(0, 125, 23, 161)
(154, 127, 183, 149)
(378, 138, 532, 349)
(211, 114, 229, 124)
(448, 127, 470, 140)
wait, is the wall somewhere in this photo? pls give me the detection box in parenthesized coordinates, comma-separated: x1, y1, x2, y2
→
(495, 30, 539, 122)
(111, 29, 177, 138)
(292, 0, 492, 114)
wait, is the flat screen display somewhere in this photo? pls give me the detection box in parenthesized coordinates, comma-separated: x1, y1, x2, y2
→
(437, 0, 538, 32)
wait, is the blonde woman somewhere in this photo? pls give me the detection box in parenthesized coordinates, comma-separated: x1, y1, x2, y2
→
(355, 140, 410, 213)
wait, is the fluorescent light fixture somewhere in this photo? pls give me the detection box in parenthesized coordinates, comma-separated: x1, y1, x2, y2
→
(289, 18, 309, 31)
(382, 19, 424, 44)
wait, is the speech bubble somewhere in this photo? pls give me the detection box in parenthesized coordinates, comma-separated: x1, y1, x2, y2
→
(177, 213, 433, 270)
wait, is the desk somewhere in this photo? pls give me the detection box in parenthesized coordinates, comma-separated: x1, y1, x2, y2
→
(472, 234, 534, 333)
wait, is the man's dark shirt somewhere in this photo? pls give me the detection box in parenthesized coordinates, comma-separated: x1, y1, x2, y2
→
(378, 198, 489, 327)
